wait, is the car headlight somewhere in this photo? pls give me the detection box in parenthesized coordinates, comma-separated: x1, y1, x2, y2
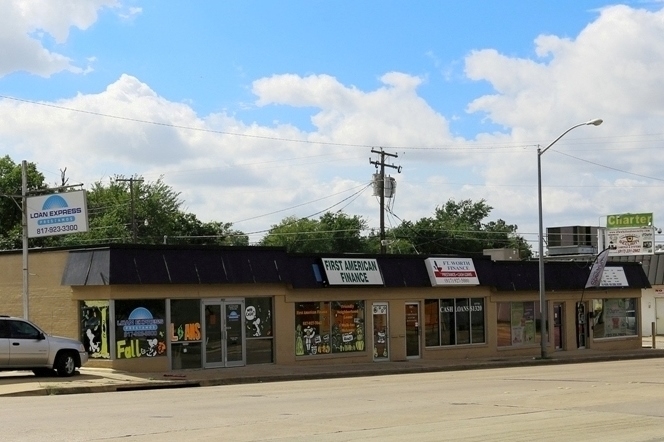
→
(78, 344, 86, 352)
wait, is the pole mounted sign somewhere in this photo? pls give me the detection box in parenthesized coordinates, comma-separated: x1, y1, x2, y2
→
(26, 190, 89, 238)
(606, 212, 653, 228)
(605, 212, 654, 256)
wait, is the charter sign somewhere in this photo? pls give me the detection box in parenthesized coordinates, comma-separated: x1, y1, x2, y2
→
(27, 191, 89, 238)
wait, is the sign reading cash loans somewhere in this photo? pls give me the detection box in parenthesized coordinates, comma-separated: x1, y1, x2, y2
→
(27, 190, 89, 238)
(425, 258, 480, 286)
(321, 258, 384, 285)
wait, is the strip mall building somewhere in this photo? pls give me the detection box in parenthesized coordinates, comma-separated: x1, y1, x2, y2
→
(0, 245, 649, 372)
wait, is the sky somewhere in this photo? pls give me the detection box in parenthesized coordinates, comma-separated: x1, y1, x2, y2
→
(1, 0, 664, 250)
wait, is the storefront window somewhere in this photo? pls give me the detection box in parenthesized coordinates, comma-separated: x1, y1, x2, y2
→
(294, 301, 364, 356)
(245, 297, 273, 364)
(424, 299, 440, 346)
(170, 299, 201, 369)
(425, 298, 484, 347)
(497, 301, 541, 347)
(115, 299, 166, 359)
(592, 298, 638, 338)
(80, 301, 110, 359)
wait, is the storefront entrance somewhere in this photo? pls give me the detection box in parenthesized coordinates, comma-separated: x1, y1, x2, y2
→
(372, 302, 389, 361)
(576, 302, 588, 349)
(202, 299, 245, 368)
(553, 303, 564, 350)
(405, 302, 421, 358)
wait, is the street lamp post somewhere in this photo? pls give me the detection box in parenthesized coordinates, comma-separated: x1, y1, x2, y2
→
(538, 118, 603, 359)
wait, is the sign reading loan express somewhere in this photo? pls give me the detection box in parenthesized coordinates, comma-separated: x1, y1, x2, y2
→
(26, 190, 89, 238)
(321, 258, 383, 285)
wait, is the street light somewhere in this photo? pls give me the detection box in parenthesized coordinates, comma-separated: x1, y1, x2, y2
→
(538, 118, 603, 359)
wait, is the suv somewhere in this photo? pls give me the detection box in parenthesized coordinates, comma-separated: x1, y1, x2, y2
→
(0, 315, 88, 377)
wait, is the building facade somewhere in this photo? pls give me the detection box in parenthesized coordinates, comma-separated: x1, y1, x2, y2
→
(0, 245, 649, 372)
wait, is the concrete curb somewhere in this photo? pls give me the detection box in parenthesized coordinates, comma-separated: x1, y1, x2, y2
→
(4, 351, 664, 397)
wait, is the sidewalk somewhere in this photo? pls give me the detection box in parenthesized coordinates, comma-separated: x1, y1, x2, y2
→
(3, 337, 664, 397)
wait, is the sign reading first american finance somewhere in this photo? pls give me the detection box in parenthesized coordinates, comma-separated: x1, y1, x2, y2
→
(26, 190, 89, 238)
(321, 258, 383, 285)
(425, 258, 480, 286)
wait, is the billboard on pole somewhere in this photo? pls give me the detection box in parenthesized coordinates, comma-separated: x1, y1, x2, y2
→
(26, 190, 89, 238)
(604, 212, 654, 256)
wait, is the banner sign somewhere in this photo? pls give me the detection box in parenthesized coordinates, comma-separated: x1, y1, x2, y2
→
(599, 267, 629, 287)
(606, 212, 653, 228)
(26, 190, 89, 238)
(605, 227, 654, 256)
(321, 258, 384, 285)
(425, 258, 480, 286)
(585, 248, 611, 288)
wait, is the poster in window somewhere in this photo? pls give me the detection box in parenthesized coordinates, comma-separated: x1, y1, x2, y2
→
(80, 300, 110, 359)
(245, 297, 272, 337)
(115, 299, 166, 359)
(523, 302, 535, 344)
(511, 303, 525, 345)
(604, 298, 626, 337)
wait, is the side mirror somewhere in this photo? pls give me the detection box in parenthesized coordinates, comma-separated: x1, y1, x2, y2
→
(37, 332, 46, 341)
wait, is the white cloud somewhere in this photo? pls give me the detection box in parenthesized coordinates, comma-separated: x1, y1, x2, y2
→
(0, 0, 119, 77)
(2, 4, 664, 247)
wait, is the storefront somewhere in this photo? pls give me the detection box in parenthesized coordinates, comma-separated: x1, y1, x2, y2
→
(0, 245, 650, 372)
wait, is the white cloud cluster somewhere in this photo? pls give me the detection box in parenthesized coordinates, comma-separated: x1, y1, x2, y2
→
(2, 3, 664, 247)
(0, 0, 119, 77)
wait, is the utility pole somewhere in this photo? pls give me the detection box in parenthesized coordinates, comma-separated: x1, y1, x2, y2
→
(370, 148, 401, 254)
(116, 177, 144, 243)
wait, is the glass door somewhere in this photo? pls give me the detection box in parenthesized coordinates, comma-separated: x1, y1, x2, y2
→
(203, 299, 245, 368)
(576, 302, 587, 349)
(224, 300, 245, 367)
(405, 302, 421, 358)
(372, 303, 389, 361)
(553, 303, 564, 350)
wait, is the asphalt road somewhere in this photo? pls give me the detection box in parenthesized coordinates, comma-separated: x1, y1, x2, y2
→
(2, 359, 664, 441)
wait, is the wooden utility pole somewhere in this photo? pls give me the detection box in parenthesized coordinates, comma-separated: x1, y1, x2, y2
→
(370, 148, 401, 254)
(116, 177, 144, 243)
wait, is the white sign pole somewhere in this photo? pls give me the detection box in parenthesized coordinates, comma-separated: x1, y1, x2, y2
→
(21, 160, 29, 320)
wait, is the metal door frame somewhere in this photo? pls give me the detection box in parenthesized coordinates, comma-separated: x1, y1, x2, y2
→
(372, 302, 390, 362)
(405, 302, 421, 359)
(202, 299, 246, 368)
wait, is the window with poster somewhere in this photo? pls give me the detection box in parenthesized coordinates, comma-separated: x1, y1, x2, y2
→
(496, 301, 542, 347)
(592, 298, 638, 338)
(170, 299, 201, 369)
(80, 300, 110, 359)
(425, 298, 485, 347)
(245, 297, 274, 364)
(115, 299, 166, 359)
(294, 301, 365, 356)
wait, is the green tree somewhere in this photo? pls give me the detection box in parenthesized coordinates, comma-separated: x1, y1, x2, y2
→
(0, 156, 48, 250)
(260, 212, 369, 253)
(58, 175, 247, 246)
(387, 199, 531, 257)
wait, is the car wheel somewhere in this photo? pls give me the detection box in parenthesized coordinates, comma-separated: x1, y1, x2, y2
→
(32, 368, 55, 377)
(55, 352, 77, 377)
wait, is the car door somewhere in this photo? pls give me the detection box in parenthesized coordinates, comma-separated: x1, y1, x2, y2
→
(8, 320, 49, 367)
(0, 321, 9, 366)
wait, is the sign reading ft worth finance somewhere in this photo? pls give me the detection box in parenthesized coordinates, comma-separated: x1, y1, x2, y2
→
(425, 258, 480, 286)
(27, 191, 89, 238)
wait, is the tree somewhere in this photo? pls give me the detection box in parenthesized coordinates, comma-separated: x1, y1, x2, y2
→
(58, 175, 248, 246)
(260, 212, 370, 253)
(0, 156, 48, 250)
(387, 199, 531, 257)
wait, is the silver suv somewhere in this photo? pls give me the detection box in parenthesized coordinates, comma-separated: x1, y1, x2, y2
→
(0, 315, 88, 377)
